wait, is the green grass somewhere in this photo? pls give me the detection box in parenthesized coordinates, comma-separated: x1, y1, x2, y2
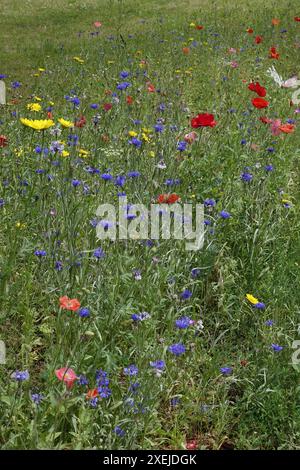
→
(0, 0, 300, 450)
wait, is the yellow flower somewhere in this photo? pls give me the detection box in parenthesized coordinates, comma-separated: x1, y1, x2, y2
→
(246, 294, 259, 305)
(128, 130, 138, 137)
(79, 149, 89, 157)
(149, 151, 155, 157)
(62, 150, 70, 157)
(16, 222, 26, 229)
(58, 118, 74, 128)
(141, 133, 150, 142)
(33, 73, 40, 77)
(20, 118, 54, 130)
(27, 103, 42, 112)
(141, 127, 152, 134)
(73, 56, 84, 64)
(190, 22, 196, 27)
(38, 68, 45, 72)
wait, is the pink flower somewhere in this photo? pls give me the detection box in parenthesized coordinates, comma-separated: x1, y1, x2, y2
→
(184, 131, 197, 143)
(94, 21, 102, 28)
(270, 119, 282, 136)
(230, 61, 239, 68)
(55, 367, 77, 389)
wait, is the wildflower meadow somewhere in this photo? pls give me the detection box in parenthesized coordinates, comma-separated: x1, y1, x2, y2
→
(0, 0, 300, 451)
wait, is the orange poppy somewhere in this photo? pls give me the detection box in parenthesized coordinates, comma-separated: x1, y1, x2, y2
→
(279, 124, 295, 133)
(59, 296, 81, 311)
(86, 388, 99, 399)
(272, 18, 280, 26)
(182, 47, 190, 55)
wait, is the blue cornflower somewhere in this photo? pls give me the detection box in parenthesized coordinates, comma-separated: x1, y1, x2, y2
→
(90, 103, 99, 109)
(241, 172, 253, 182)
(34, 250, 47, 257)
(177, 141, 187, 151)
(11, 81, 21, 89)
(180, 289, 192, 300)
(78, 375, 89, 386)
(271, 344, 283, 352)
(117, 81, 131, 90)
(127, 171, 141, 178)
(54, 261, 63, 271)
(204, 198, 216, 207)
(154, 124, 164, 132)
(191, 268, 201, 278)
(114, 425, 126, 437)
(72, 179, 81, 187)
(175, 316, 192, 329)
(220, 366, 233, 375)
(150, 360, 165, 370)
(124, 364, 138, 376)
(78, 307, 90, 318)
(98, 386, 112, 398)
(265, 320, 274, 327)
(101, 173, 113, 181)
(128, 137, 142, 148)
(0, 199, 5, 207)
(168, 343, 186, 356)
(253, 302, 265, 310)
(115, 175, 126, 187)
(31, 393, 43, 405)
(120, 71, 130, 79)
(12, 370, 29, 381)
(265, 164, 274, 172)
(219, 210, 231, 219)
(90, 397, 98, 407)
(241, 139, 247, 145)
(93, 247, 105, 259)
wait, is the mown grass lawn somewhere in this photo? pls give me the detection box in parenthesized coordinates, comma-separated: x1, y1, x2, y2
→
(0, 0, 300, 450)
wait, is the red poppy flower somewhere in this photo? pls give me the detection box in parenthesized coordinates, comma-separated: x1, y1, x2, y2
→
(0, 135, 8, 147)
(147, 82, 156, 93)
(103, 103, 112, 111)
(157, 193, 181, 204)
(269, 46, 279, 59)
(191, 113, 217, 128)
(195, 25, 204, 30)
(279, 124, 295, 134)
(295, 17, 300, 22)
(255, 35, 263, 44)
(248, 82, 267, 97)
(252, 97, 269, 108)
(86, 388, 99, 399)
(59, 296, 81, 311)
(272, 18, 280, 26)
(186, 439, 198, 450)
(259, 116, 272, 124)
(246, 28, 254, 34)
(75, 115, 86, 128)
(47, 112, 53, 119)
(182, 47, 190, 54)
(126, 95, 134, 105)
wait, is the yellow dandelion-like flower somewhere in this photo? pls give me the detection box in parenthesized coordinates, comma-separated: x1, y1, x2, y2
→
(141, 133, 150, 142)
(16, 222, 26, 229)
(62, 150, 70, 157)
(58, 118, 74, 129)
(79, 149, 89, 157)
(27, 103, 42, 112)
(38, 68, 45, 72)
(142, 128, 152, 134)
(49, 101, 54, 106)
(34, 96, 42, 102)
(246, 294, 259, 305)
(190, 22, 196, 27)
(128, 131, 138, 137)
(20, 118, 54, 130)
(73, 56, 84, 64)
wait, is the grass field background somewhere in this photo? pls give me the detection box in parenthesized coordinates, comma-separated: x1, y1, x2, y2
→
(0, 0, 300, 450)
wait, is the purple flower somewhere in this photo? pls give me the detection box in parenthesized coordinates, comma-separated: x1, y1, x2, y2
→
(78, 307, 90, 318)
(93, 247, 105, 259)
(72, 179, 81, 187)
(150, 360, 165, 370)
(204, 198, 216, 207)
(34, 250, 47, 257)
(78, 375, 89, 386)
(271, 344, 283, 352)
(120, 71, 130, 79)
(31, 393, 43, 405)
(128, 137, 142, 148)
(114, 425, 126, 437)
(12, 370, 29, 381)
(117, 81, 131, 90)
(219, 210, 231, 219)
(101, 173, 113, 181)
(168, 343, 186, 356)
(124, 364, 139, 376)
(175, 316, 192, 329)
(177, 141, 187, 151)
(220, 366, 232, 375)
(191, 268, 201, 278)
(265, 320, 274, 327)
(265, 164, 274, 172)
(180, 289, 192, 300)
(241, 172, 253, 182)
(253, 302, 265, 310)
